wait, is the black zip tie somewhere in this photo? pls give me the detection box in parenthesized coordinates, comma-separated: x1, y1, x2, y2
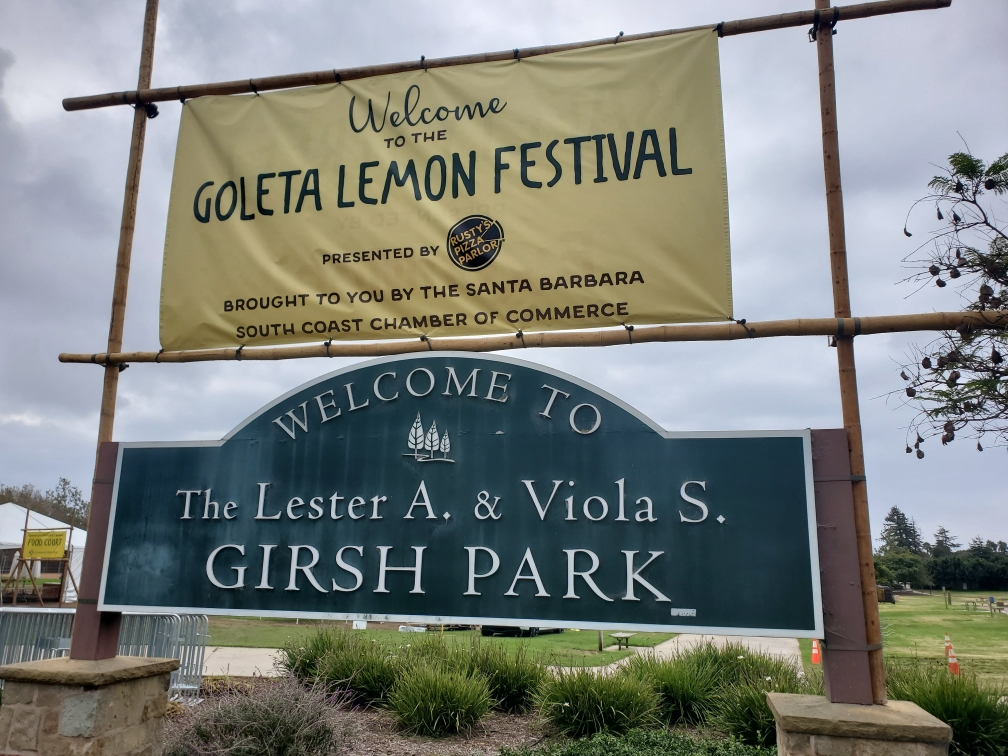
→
(734, 318, 754, 337)
(808, 7, 839, 42)
(178, 86, 185, 104)
(121, 91, 130, 105)
(235, 345, 244, 360)
(420, 55, 427, 71)
(133, 97, 158, 119)
(333, 70, 341, 84)
(513, 48, 520, 61)
(516, 330, 526, 347)
(420, 334, 433, 351)
(715, 21, 725, 37)
(118, 362, 129, 372)
(155, 348, 164, 363)
(90, 354, 99, 364)
(614, 31, 623, 44)
(623, 323, 634, 344)
(250, 80, 259, 96)
(324, 339, 332, 357)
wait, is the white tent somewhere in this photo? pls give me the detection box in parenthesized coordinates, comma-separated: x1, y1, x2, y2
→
(0, 503, 87, 602)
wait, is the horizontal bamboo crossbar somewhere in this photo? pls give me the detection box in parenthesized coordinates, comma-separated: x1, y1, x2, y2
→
(62, 0, 950, 112)
(59, 310, 1005, 365)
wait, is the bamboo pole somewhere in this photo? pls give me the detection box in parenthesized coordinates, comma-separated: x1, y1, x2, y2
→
(94, 0, 158, 450)
(814, 0, 886, 704)
(61, 0, 950, 112)
(70, 0, 158, 662)
(57, 310, 1005, 365)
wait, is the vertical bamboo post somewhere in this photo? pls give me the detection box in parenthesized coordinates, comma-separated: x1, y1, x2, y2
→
(95, 0, 159, 452)
(814, 0, 886, 704)
(70, 0, 158, 660)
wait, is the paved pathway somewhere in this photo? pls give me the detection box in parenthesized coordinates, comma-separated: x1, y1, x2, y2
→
(203, 646, 282, 677)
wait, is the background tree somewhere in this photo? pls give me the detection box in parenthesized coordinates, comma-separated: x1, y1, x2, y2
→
(873, 557, 896, 588)
(0, 478, 89, 529)
(930, 526, 961, 558)
(929, 536, 1008, 590)
(872, 514, 1008, 590)
(898, 150, 1008, 456)
(878, 506, 924, 554)
(875, 506, 928, 587)
(878, 551, 929, 588)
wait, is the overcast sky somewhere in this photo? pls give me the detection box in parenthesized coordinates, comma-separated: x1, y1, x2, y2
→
(0, 0, 1005, 546)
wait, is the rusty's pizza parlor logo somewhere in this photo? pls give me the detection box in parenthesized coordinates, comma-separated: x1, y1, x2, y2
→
(447, 215, 505, 271)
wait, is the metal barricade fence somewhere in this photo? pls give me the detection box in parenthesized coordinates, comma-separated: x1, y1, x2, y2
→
(0, 608, 208, 698)
(0, 608, 74, 666)
(174, 614, 208, 697)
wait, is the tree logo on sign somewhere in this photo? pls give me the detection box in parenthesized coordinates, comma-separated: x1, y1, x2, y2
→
(403, 413, 455, 463)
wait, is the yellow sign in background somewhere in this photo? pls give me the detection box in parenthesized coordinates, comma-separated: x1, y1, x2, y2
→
(22, 530, 67, 560)
(161, 30, 732, 349)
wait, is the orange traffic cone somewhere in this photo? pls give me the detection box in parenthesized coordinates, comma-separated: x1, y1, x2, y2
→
(811, 639, 821, 665)
(944, 634, 952, 658)
(948, 650, 960, 676)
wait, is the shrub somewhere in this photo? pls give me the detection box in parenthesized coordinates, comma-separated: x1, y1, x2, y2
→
(709, 679, 779, 749)
(163, 676, 344, 756)
(280, 627, 405, 703)
(388, 661, 492, 736)
(886, 658, 1008, 756)
(401, 632, 467, 670)
(470, 639, 547, 713)
(317, 634, 402, 703)
(623, 640, 817, 743)
(278, 626, 349, 682)
(708, 646, 812, 747)
(538, 667, 659, 738)
(624, 652, 719, 726)
(500, 727, 776, 756)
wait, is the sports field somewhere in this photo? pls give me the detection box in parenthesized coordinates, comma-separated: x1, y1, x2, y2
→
(799, 590, 1008, 684)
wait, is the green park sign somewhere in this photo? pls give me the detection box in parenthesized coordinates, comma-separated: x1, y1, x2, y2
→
(99, 354, 823, 636)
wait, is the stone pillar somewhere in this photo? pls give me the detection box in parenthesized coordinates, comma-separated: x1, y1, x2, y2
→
(769, 692, 952, 756)
(0, 656, 179, 756)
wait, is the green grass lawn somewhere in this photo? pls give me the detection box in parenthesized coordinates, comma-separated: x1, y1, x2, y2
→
(798, 590, 1008, 684)
(207, 616, 673, 667)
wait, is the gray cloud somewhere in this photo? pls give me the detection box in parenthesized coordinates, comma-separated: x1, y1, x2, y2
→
(0, 0, 1005, 547)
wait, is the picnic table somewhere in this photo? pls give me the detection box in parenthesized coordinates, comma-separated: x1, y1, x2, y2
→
(611, 632, 636, 650)
(963, 599, 980, 610)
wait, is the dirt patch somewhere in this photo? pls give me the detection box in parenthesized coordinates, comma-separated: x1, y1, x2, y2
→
(338, 707, 552, 756)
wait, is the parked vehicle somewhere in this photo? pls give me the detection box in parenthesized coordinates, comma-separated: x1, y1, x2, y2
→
(480, 625, 563, 638)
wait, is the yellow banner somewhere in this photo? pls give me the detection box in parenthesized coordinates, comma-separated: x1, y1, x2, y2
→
(22, 530, 67, 560)
(160, 30, 731, 349)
